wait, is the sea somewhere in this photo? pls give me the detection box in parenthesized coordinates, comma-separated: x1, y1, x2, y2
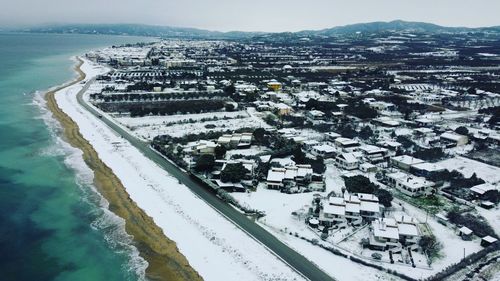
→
(0, 32, 156, 281)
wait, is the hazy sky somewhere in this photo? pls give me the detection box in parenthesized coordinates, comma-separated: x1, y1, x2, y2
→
(1, 0, 499, 32)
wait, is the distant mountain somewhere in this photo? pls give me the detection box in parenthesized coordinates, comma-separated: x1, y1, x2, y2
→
(22, 20, 500, 39)
(23, 23, 263, 39)
(299, 20, 500, 36)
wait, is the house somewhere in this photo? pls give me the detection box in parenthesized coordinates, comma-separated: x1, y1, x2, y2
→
(319, 192, 381, 227)
(369, 218, 401, 250)
(335, 137, 360, 152)
(274, 103, 292, 116)
(410, 162, 445, 177)
(394, 215, 420, 246)
(440, 131, 468, 147)
(190, 141, 217, 155)
(306, 110, 326, 122)
(360, 163, 377, 173)
(414, 128, 435, 138)
(372, 118, 400, 129)
(325, 132, 341, 141)
(391, 155, 425, 172)
(386, 172, 435, 197)
(311, 144, 336, 158)
(266, 165, 313, 190)
(359, 145, 389, 164)
(217, 133, 253, 149)
(267, 80, 282, 91)
(368, 216, 420, 250)
(335, 153, 359, 170)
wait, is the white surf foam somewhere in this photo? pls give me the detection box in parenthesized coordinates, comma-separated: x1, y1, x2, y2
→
(33, 89, 148, 280)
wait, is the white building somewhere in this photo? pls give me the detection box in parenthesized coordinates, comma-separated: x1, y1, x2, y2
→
(386, 172, 435, 197)
(335, 137, 360, 152)
(335, 153, 359, 170)
(319, 192, 381, 227)
(266, 165, 313, 190)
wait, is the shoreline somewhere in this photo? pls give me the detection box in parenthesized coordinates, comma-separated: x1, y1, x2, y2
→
(44, 58, 202, 281)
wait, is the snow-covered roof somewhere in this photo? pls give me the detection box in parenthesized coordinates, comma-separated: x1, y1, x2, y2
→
(338, 153, 358, 163)
(482, 236, 498, 243)
(391, 155, 425, 166)
(360, 201, 380, 213)
(323, 204, 345, 216)
(267, 168, 285, 182)
(372, 219, 399, 240)
(459, 226, 473, 235)
(441, 132, 467, 142)
(411, 162, 444, 172)
(470, 183, 497, 195)
(312, 144, 336, 153)
(398, 223, 419, 237)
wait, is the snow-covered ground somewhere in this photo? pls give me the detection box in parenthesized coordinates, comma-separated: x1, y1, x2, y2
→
(437, 156, 500, 184)
(114, 109, 270, 140)
(54, 58, 305, 281)
(233, 161, 485, 280)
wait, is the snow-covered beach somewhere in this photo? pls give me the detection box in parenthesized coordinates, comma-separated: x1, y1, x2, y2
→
(51, 57, 305, 281)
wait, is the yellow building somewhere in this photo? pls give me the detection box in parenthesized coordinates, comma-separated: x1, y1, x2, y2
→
(267, 81, 282, 91)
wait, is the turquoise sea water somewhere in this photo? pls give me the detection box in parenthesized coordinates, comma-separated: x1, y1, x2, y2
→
(0, 33, 154, 281)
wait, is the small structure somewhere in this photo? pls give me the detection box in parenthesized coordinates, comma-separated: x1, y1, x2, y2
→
(470, 183, 497, 198)
(481, 236, 498, 247)
(458, 226, 473, 240)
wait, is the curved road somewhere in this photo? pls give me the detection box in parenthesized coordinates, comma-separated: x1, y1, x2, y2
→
(76, 79, 335, 281)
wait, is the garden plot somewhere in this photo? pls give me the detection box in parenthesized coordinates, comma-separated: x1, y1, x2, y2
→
(115, 110, 270, 140)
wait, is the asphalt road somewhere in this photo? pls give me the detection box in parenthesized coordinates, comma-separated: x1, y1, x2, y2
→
(75, 79, 336, 281)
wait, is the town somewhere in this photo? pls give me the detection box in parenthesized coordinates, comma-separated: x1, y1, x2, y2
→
(82, 30, 499, 281)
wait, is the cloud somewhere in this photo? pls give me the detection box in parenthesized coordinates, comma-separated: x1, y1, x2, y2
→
(1, 0, 499, 31)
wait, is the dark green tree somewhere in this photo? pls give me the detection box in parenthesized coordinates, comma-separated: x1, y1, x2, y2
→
(195, 154, 215, 172)
(220, 163, 250, 183)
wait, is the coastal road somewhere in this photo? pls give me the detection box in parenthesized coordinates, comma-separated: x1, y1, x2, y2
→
(75, 79, 336, 281)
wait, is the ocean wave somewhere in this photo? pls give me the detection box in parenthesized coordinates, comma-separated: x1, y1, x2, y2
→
(32, 90, 148, 281)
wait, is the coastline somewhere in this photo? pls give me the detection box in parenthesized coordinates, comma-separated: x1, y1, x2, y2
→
(44, 58, 202, 281)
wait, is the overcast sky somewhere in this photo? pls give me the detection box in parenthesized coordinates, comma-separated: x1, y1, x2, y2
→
(1, 0, 499, 32)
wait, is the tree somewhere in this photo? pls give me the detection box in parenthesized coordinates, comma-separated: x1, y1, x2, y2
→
(455, 126, 469, 136)
(343, 175, 378, 194)
(482, 190, 499, 204)
(225, 103, 236, 111)
(374, 189, 393, 207)
(292, 146, 307, 164)
(359, 126, 374, 140)
(214, 145, 227, 160)
(253, 128, 267, 144)
(194, 154, 215, 172)
(220, 163, 249, 183)
(419, 235, 441, 258)
(339, 125, 357, 139)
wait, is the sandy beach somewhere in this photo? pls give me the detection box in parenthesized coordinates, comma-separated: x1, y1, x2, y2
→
(45, 58, 202, 281)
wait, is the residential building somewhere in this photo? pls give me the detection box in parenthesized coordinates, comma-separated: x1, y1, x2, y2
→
(386, 171, 435, 197)
(335, 153, 359, 170)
